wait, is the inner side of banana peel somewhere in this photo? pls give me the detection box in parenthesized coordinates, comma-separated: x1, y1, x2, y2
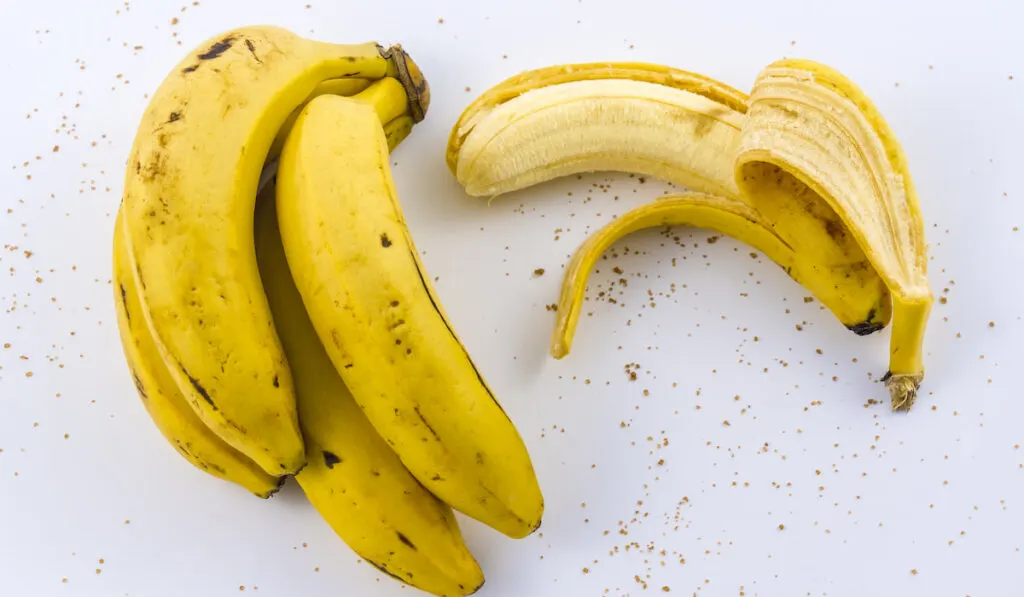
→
(449, 59, 932, 412)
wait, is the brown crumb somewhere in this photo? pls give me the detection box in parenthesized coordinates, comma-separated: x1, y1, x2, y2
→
(778, 524, 785, 530)
(171, 17, 179, 25)
(533, 268, 545, 277)
(437, 17, 444, 23)
(910, 569, 918, 575)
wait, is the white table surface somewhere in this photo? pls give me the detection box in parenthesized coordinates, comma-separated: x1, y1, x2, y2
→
(2, 1, 1022, 595)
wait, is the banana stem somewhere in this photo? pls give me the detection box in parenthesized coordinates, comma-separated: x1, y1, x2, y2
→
(885, 295, 933, 411)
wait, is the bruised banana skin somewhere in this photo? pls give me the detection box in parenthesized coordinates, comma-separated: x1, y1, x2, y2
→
(121, 25, 429, 474)
(254, 182, 485, 597)
(277, 95, 544, 538)
(451, 60, 930, 410)
(450, 70, 891, 336)
(113, 208, 281, 498)
(552, 193, 796, 358)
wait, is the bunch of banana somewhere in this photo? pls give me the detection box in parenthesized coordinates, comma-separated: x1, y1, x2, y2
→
(114, 25, 540, 596)
(448, 60, 932, 411)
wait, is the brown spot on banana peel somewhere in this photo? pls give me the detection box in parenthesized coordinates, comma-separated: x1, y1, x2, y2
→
(322, 450, 341, 469)
(380, 233, 392, 247)
(180, 366, 216, 409)
(131, 370, 147, 399)
(244, 38, 262, 64)
(396, 532, 417, 551)
(847, 309, 885, 336)
(198, 35, 236, 60)
(166, 111, 182, 124)
(413, 407, 440, 441)
(272, 375, 279, 388)
(118, 284, 130, 322)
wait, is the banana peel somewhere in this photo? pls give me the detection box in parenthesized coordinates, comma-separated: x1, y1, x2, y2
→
(449, 59, 931, 411)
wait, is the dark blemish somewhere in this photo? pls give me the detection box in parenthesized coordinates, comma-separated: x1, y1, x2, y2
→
(880, 371, 893, 382)
(406, 348, 412, 355)
(824, 218, 845, 241)
(182, 367, 216, 409)
(322, 451, 341, 469)
(346, 56, 358, 62)
(409, 249, 508, 416)
(476, 452, 484, 465)
(396, 532, 417, 551)
(167, 111, 181, 123)
(390, 300, 400, 307)
(847, 309, 884, 336)
(181, 64, 199, 74)
(119, 284, 130, 322)
(371, 469, 381, 477)
(388, 319, 406, 330)
(272, 375, 279, 388)
(330, 329, 342, 348)
(431, 474, 444, 481)
(368, 561, 405, 583)
(131, 370, 147, 399)
(380, 233, 392, 247)
(198, 35, 236, 60)
(209, 462, 227, 475)
(341, 71, 362, 77)
(135, 160, 141, 174)
(344, 364, 353, 369)
(244, 38, 262, 64)
(413, 407, 440, 441)
(395, 339, 402, 346)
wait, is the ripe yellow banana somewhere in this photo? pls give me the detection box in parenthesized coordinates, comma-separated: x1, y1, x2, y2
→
(120, 25, 429, 474)
(277, 94, 544, 538)
(449, 60, 930, 410)
(113, 75, 402, 496)
(254, 181, 484, 597)
(113, 207, 281, 498)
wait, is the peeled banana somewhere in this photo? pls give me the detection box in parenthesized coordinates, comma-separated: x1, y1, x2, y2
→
(448, 60, 930, 410)
(255, 181, 485, 597)
(276, 93, 544, 538)
(120, 25, 429, 475)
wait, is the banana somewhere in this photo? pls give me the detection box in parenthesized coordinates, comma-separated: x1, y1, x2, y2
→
(120, 25, 429, 474)
(254, 181, 484, 597)
(448, 61, 930, 410)
(113, 207, 281, 498)
(276, 94, 544, 538)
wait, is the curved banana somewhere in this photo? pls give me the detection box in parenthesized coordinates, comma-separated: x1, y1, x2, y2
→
(120, 25, 430, 474)
(277, 94, 544, 538)
(551, 193, 797, 358)
(113, 207, 281, 498)
(449, 60, 930, 410)
(255, 182, 484, 597)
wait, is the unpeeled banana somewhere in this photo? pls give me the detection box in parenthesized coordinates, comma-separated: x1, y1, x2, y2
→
(255, 179, 485, 597)
(276, 93, 544, 538)
(120, 26, 428, 475)
(448, 60, 931, 410)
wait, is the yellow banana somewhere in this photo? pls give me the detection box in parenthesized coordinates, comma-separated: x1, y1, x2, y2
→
(277, 94, 544, 538)
(254, 181, 484, 597)
(120, 25, 429, 474)
(449, 60, 930, 410)
(112, 207, 281, 498)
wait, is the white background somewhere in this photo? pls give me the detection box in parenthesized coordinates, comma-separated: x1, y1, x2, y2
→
(2, 1, 1022, 595)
